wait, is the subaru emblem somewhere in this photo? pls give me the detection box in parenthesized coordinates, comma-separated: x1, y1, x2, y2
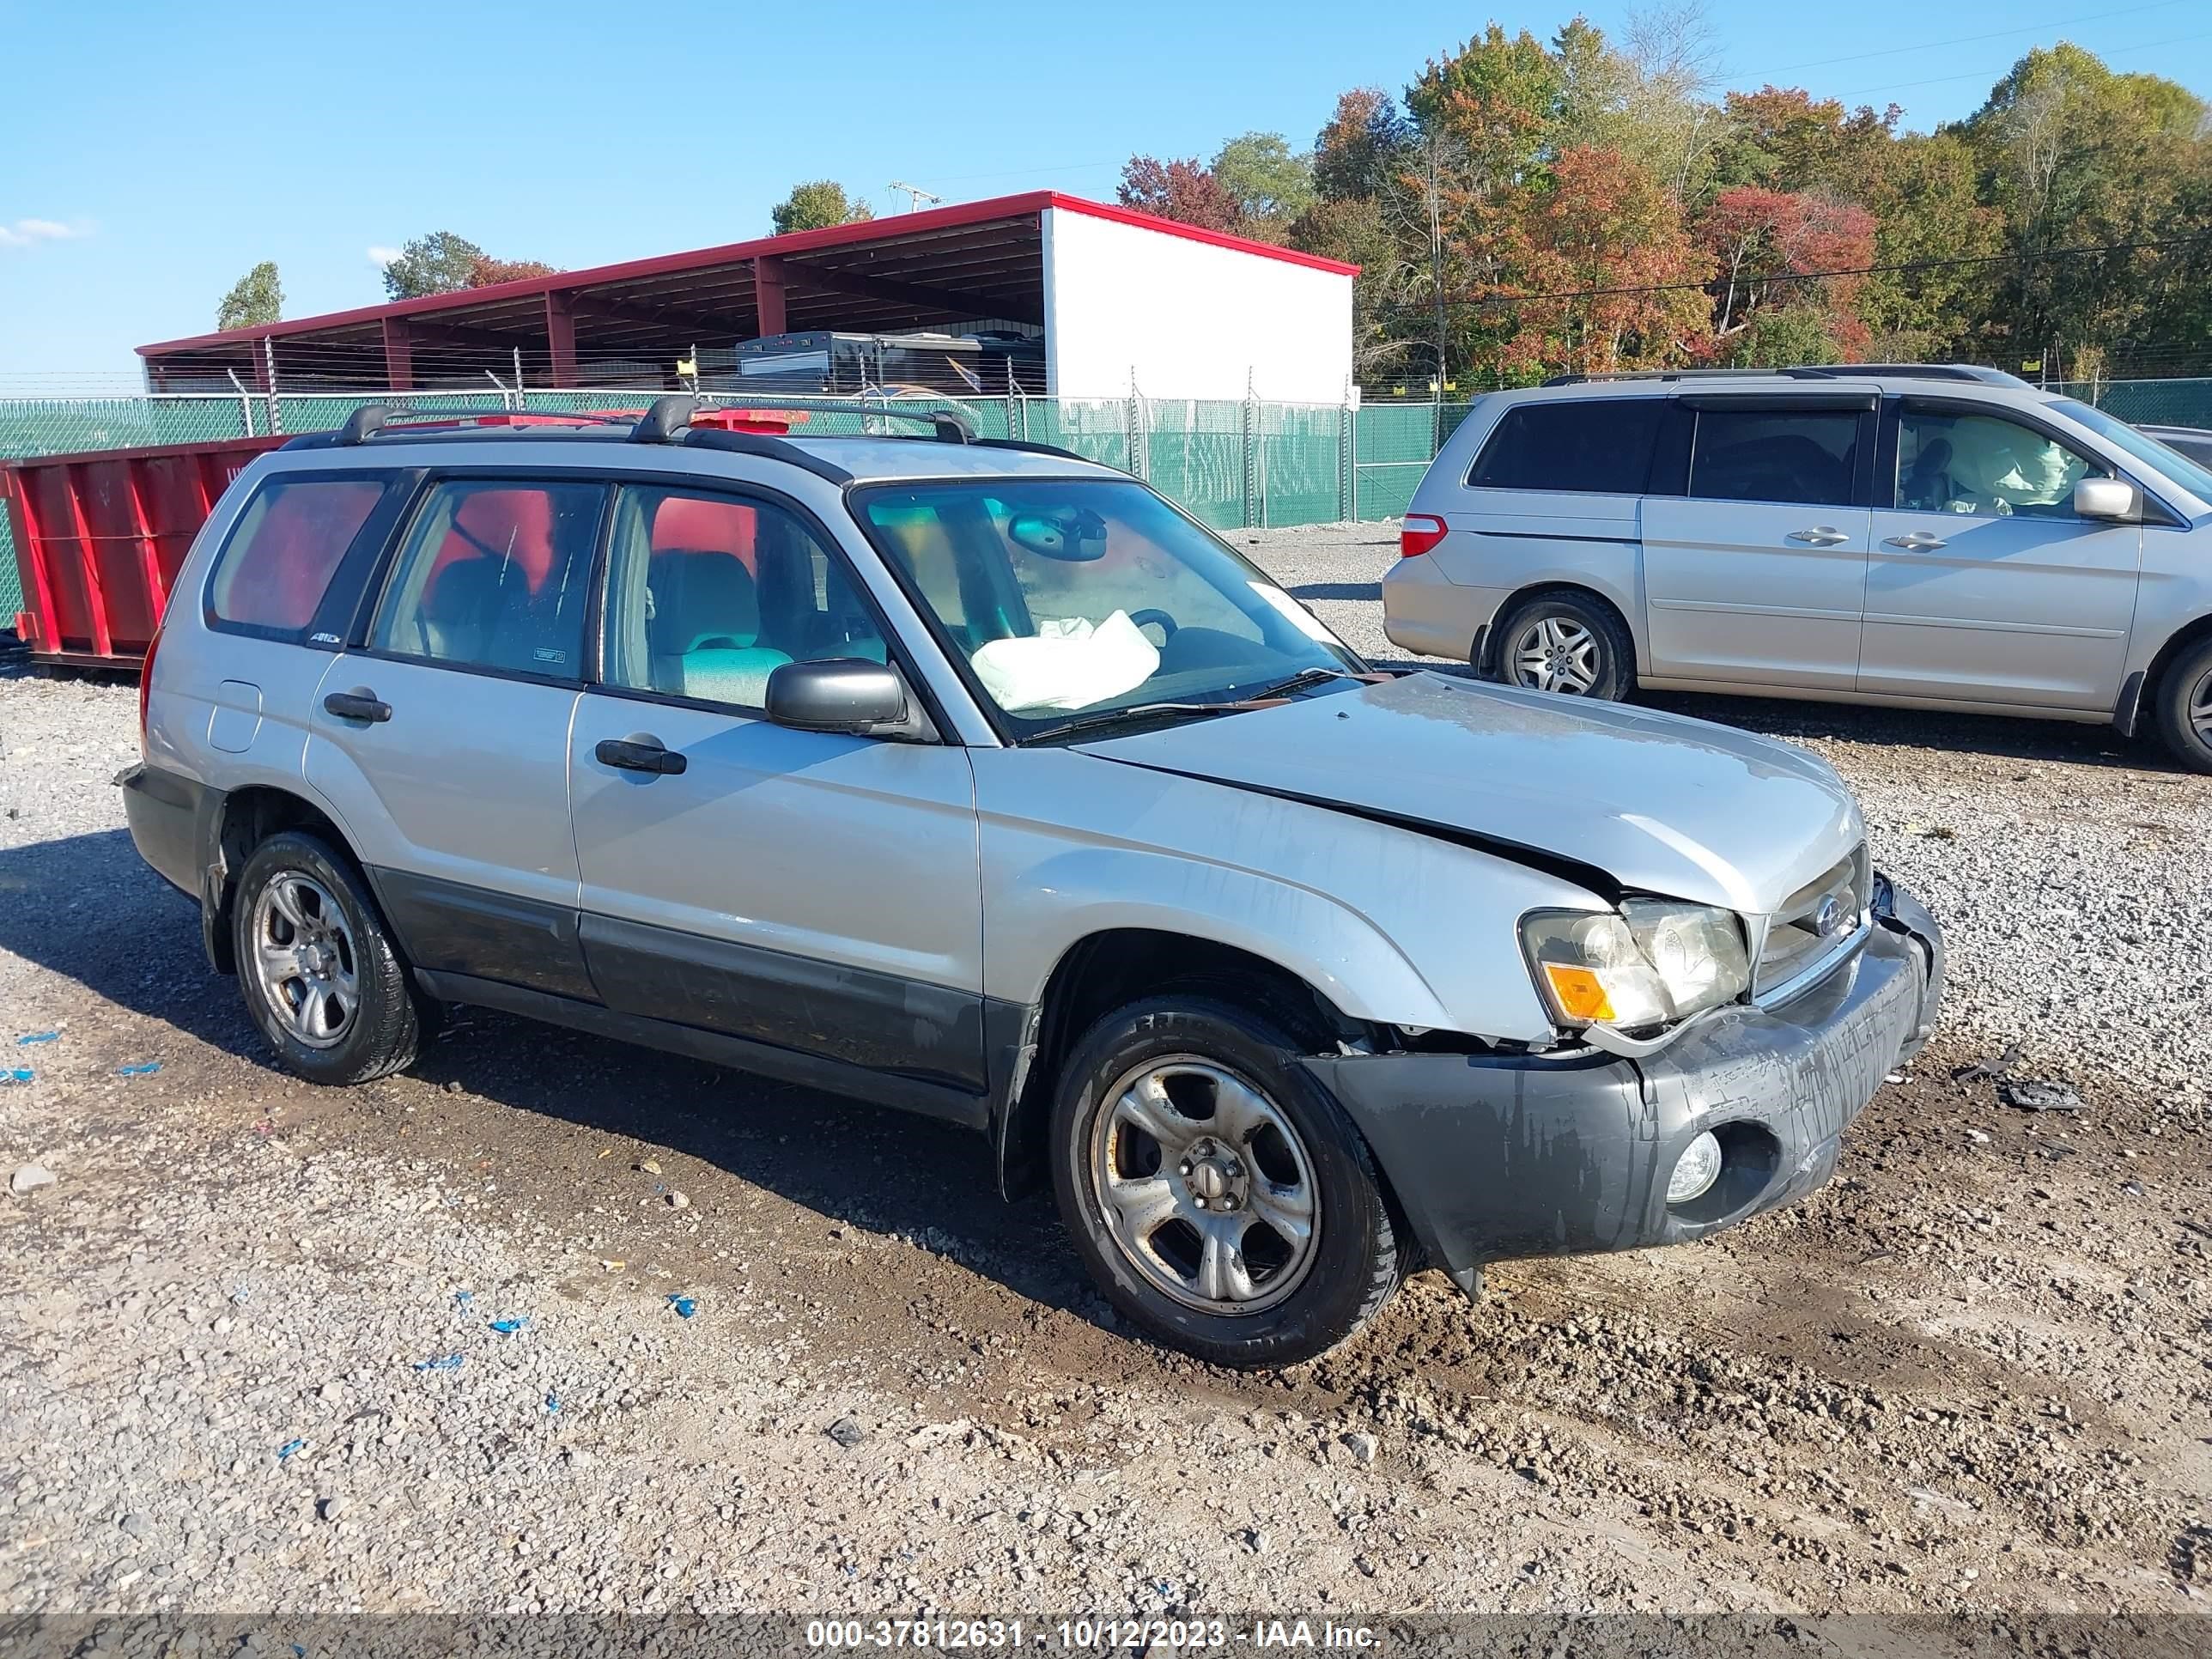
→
(1815, 895, 1844, 938)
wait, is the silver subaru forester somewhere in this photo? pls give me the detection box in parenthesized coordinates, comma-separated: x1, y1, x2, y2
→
(121, 398, 1942, 1366)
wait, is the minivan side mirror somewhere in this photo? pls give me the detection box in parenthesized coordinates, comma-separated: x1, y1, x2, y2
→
(2074, 477, 2138, 521)
(765, 659, 913, 735)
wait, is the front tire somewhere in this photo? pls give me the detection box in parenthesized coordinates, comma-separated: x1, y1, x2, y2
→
(1049, 997, 1402, 1367)
(1492, 591, 1634, 700)
(232, 830, 421, 1085)
(2153, 636, 2212, 775)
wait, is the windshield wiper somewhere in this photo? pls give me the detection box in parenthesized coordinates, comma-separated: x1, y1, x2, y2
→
(1024, 701, 1243, 745)
(1243, 665, 1360, 701)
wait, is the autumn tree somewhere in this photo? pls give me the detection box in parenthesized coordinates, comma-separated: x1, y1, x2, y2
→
(216, 261, 282, 331)
(1698, 185, 1877, 361)
(1116, 156, 1244, 234)
(1509, 146, 1711, 374)
(1311, 88, 1409, 202)
(464, 253, 556, 286)
(1711, 87, 1899, 196)
(770, 181, 874, 235)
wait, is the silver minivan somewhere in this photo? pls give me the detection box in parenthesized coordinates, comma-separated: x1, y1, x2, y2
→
(122, 399, 1943, 1365)
(1384, 366, 2212, 771)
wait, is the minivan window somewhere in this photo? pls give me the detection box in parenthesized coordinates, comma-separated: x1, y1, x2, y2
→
(2052, 398, 2212, 502)
(207, 477, 387, 635)
(369, 480, 604, 678)
(1467, 400, 1662, 495)
(1688, 408, 1860, 507)
(1896, 408, 2095, 519)
(600, 488, 889, 709)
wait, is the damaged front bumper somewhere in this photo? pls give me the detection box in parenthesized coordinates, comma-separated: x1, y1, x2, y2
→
(1302, 876, 1944, 1295)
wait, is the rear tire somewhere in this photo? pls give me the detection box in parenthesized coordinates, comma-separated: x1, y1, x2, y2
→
(1049, 996, 1403, 1368)
(232, 831, 421, 1085)
(2152, 636, 2212, 775)
(1491, 591, 1634, 701)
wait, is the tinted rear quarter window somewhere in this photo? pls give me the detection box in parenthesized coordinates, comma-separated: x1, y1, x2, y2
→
(1689, 408, 1860, 507)
(207, 477, 388, 634)
(1467, 400, 1662, 495)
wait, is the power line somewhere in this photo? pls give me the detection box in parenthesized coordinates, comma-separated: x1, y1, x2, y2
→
(1759, 0, 2189, 75)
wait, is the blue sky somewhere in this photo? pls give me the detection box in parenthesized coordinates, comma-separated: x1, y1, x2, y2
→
(3, 0, 2208, 383)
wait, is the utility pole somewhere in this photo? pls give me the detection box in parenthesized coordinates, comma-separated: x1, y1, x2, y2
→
(888, 181, 943, 214)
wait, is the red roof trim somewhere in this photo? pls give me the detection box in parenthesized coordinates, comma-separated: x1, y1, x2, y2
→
(138, 191, 1356, 358)
(1041, 194, 1359, 276)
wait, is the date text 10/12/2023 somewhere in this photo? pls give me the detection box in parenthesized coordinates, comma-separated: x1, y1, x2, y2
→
(804, 1620, 1383, 1649)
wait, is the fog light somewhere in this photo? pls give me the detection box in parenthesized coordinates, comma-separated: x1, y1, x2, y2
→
(1667, 1130, 1723, 1205)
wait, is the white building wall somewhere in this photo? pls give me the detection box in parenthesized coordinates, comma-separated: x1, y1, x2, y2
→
(1041, 206, 1354, 403)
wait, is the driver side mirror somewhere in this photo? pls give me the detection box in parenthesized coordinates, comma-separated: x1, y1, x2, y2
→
(2074, 477, 2138, 521)
(765, 659, 919, 737)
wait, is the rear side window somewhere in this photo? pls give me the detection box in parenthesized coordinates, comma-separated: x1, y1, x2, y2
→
(1466, 400, 1662, 495)
(207, 477, 387, 634)
(1689, 408, 1861, 507)
(370, 480, 605, 678)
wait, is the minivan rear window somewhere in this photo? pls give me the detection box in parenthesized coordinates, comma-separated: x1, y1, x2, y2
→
(1466, 400, 1662, 495)
(207, 477, 388, 635)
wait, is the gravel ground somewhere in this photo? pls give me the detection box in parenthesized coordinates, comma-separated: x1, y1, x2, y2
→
(2, 540, 2209, 1629)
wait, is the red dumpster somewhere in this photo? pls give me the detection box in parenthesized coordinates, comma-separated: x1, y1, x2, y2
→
(3, 433, 289, 669)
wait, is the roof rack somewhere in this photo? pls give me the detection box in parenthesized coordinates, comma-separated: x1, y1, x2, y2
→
(1542, 364, 2033, 390)
(276, 394, 1097, 471)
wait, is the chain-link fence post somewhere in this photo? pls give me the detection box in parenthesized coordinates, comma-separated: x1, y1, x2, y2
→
(1124, 379, 1146, 483)
(1241, 373, 1257, 530)
(1338, 390, 1355, 524)
(263, 340, 283, 435)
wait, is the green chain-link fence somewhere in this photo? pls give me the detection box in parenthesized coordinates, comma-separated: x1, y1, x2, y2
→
(9, 380, 2212, 635)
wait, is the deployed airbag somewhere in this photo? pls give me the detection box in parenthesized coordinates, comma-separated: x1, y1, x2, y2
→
(972, 611, 1160, 712)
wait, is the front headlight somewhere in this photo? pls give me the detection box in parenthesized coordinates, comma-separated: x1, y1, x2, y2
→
(1521, 902, 1750, 1035)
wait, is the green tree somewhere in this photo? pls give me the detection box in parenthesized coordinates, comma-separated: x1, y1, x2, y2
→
(771, 181, 875, 235)
(1856, 131, 2003, 359)
(1961, 45, 2210, 366)
(382, 232, 558, 298)
(1211, 131, 1316, 239)
(382, 232, 489, 300)
(216, 261, 282, 331)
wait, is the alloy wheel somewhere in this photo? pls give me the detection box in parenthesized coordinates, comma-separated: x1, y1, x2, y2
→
(1088, 1056, 1320, 1315)
(248, 874, 359, 1049)
(1508, 615, 1601, 695)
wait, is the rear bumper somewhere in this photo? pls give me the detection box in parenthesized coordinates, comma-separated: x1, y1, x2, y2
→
(1380, 556, 1510, 661)
(118, 761, 206, 899)
(119, 761, 228, 967)
(1303, 876, 1942, 1291)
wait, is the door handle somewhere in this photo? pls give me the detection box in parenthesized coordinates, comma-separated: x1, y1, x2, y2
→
(1786, 526, 1851, 547)
(594, 735, 688, 776)
(1883, 531, 1948, 551)
(322, 689, 392, 723)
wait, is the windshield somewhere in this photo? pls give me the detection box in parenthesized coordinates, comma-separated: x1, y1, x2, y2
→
(853, 478, 1361, 736)
(2052, 399, 2212, 507)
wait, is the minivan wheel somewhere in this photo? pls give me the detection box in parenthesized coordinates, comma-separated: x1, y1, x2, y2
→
(233, 830, 420, 1085)
(1493, 592, 1634, 700)
(2152, 636, 2212, 775)
(1050, 996, 1402, 1367)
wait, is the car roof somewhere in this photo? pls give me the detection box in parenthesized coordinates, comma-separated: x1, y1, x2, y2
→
(1494, 366, 2051, 403)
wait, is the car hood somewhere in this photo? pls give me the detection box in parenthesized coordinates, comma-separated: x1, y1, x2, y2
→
(1072, 672, 1863, 915)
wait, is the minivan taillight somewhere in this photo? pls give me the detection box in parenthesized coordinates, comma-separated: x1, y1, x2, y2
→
(138, 625, 161, 754)
(1401, 514, 1448, 558)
